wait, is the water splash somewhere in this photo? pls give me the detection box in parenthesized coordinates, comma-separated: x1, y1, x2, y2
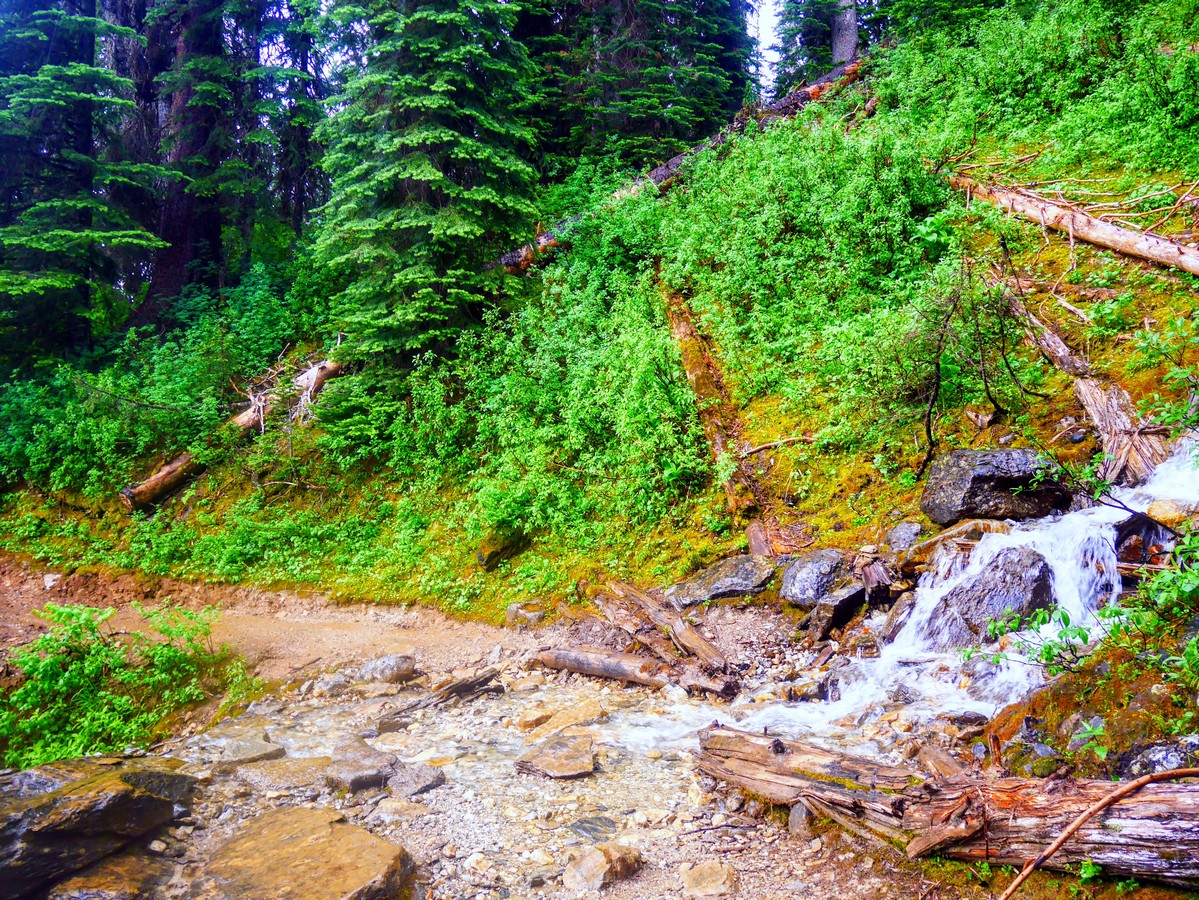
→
(598, 442, 1198, 759)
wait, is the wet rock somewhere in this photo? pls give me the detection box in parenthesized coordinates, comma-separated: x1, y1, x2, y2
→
(880, 591, 916, 643)
(514, 707, 554, 733)
(188, 807, 411, 900)
(805, 582, 866, 643)
(369, 798, 428, 826)
(515, 735, 595, 779)
(356, 654, 417, 684)
(214, 731, 286, 773)
(1, 758, 131, 802)
(45, 848, 171, 900)
(1147, 499, 1199, 530)
(920, 449, 1070, 526)
(779, 550, 845, 610)
(386, 763, 445, 799)
(527, 698, 608, 741)
(477, 525, 529, 571)
(567, 815, 618, 842)
(781, 678, 827, 702)
(505, 602, 545, 628)
(663, 555, 776, 609)
(787, 803, 812, 838)
(918, 547, 1054, 651)
(886, 685, 918, 705)
(0, 760, 194, 899)
(307, 673, 350, 698)
(885, 522, 923, 552)
(326, 738, 399, 793)
(898, 520, 1012, 575)
(679, 860, 738, 896)
(562, 842, 643, 891)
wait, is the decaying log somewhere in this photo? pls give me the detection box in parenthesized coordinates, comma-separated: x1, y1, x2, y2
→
(390, 667, 502, 717)
(119, 359, 343, 511)
(664, 291, 759, 523)
(1073, 378, 1170, 486)
(606, 580, 728, 673)
(1003, 290, 1090, 376)
(698, 725, 1199, 887)
(592, 590, 681, 667)
(539, 647, 737, 698)
(953, 176, 1199, 277)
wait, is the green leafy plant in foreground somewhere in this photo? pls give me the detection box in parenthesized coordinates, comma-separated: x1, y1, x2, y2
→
(0, 602, 250, 769)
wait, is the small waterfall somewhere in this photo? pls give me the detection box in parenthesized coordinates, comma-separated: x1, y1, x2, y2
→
(599, 442, 1198, 759)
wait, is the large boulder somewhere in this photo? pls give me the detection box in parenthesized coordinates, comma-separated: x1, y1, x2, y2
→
(188, 807, 412, 900)
(779, 550, 845, 610)
(920, 450, 1070, 526)
(0, 759, 194, 900)
(663, 555, 776, 609)
(918, 547, 1054, 651)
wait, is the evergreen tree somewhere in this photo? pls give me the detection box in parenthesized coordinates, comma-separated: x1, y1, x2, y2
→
(0, 0, 168, 360)
(314, 0, 537, 356)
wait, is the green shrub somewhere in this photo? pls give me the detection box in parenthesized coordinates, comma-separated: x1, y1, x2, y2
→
(0, 602, 252, 769)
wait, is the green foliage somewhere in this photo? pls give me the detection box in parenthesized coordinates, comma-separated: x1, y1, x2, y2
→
(0, 602, 247, 769)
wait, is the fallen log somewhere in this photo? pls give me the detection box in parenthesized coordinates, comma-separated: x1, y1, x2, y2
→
(119, 359, 343, 511)
(1002, 289, 1090, 376)
(1073, 378, 1170, 486)
(698, 725, 1199, 887)
(592, 589, 681, 667)
(390, 667, 502, 717)
(953, 176, 1199, 277)
(606, 580, 728, 673)
(538, 647, 737, 698)
(664, 291, 759, 523)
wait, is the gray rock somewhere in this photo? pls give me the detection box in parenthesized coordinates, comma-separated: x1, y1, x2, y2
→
(887, 685, 918, 705)
(0, 760, 194, 899)
(787, 803, 812, 838)
(663, 555, 776, 609)
(310, 673, 350, 697)
(806, 581, 866, 642)
(505, 603, 545, 628)
(386, 764, 445, 799)
(1121, 735, 1199, 778)
(919, 449, 1071, 526)
(326, 739, 399, 793)
(215, 733, 286, 774)
(918, 547, 1054, 651)
(563, 843, 642, 892)
(779, 550, 845, 610)
(885, 522, 923, 552)
(679, 860, 738, 896)
(356, 655, 416, 684)
(880, 591, 916, 643)
(1066, 716, 1107, 753)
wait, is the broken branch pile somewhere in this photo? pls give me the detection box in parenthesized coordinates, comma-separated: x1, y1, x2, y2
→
(698, 725, 1199, 887)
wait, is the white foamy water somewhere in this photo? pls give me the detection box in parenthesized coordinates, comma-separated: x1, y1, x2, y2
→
(599, 443, 1198, 759)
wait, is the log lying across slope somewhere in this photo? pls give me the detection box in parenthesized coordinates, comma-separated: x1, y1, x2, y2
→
(952, 176, 1199, 277)
(119, 359, 343, 511)
(699, 726, 1199, 887)
(539, 647, 737, 698)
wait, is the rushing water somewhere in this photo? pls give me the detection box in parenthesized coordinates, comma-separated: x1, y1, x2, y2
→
(599, 443, 1199, 759)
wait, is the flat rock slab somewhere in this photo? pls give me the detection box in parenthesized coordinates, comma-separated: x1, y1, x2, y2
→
(527, 698, 608, 742)
(663, 555, 776, 609)
(214, 733, 286, 774)
(326, 738, 398, 793)
(387, 763, 444, 799)
(233, 756, 330, 793)
(516, 735, 595, 779)
(188, 807, 411, 900)
(0, 761, 193, 900)
(46, 848, 171, 900)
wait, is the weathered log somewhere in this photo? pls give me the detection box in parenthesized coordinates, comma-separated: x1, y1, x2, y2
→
(592, 590, 681, 667)
(390, 667, 502, 717)
(1003, 290, 1090, 376)
(664, 291, 759, 523)
(119, 359, 343, 511)
(538, 647, 737, 698)
(698, 725, 1199, 887)
(953, 176, 1199, 277)
(1073, 378, 1170, 486)
(607, 580, 728, 673)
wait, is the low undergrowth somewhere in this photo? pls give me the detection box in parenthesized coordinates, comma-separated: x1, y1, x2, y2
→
(0, 602, 259, 769)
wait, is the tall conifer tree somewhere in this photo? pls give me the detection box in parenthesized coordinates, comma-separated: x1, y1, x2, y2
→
(315, 0, 537, 356)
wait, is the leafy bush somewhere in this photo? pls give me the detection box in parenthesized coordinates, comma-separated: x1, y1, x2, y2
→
(0, 602, 252, 769)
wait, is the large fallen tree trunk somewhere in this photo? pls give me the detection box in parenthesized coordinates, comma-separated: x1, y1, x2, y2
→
(664, 291, 760, 523)
(605, 580, 728, 673)
(495, 62, 863, 275)
(953, 176, 1199, 277)
(119, 359, 343, 511)
(1073, 378, 1171, 486)
(539, 647, 737, 698)
(699, 725, 1199, 887)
